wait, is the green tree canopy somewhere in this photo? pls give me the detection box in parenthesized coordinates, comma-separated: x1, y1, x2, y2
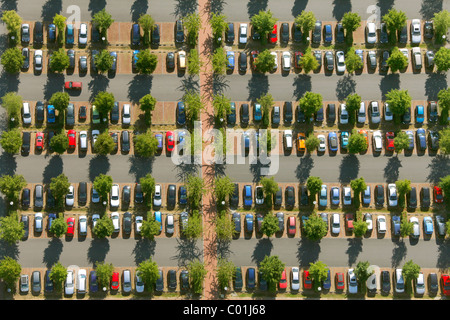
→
(186, 175, 205, 210)
(94, 261, 114, 288)
(1, 10, 22, 35)
(214, 176, 235, 203)
(183, 210, 203, 239)
(137, 259, 159, 291)
(141, 214, 161, 239)
(345, 93, 362, 120)
(303, 213, 327, 241)
(350, 177, 367, 197)
(216, 257, 235, 290)
(140, 173, 156, 202)
(251, 10, 278, 44)
(385, 89, 411, 119)
(261, 213, 279, 238)
(308, 261, 328, 287)
(139, 93, 157, 116)
(402, 260, 420, 288)
(184, 12, 201, 46)
(0, 256, 21, 289)
(294, 10, 316, 40)
(134, 132, 159, 157)
(439, 175, 450, 198)
(438, 88, 450, 120)
(50, 133, 69, 154)
(259, 255, 285, 291)
(400, 213, 414, 238)
(138, 14, 155, 45)
(92, 9, 114, 39)
(1, 92, 22, 119)
(0, 129, 22, 154)
(210, 13, 228, 41)
(305, 134, 320, 152)
(306, 176, 323, 196)
(136, 50, 158, 74)
(183, 90, 204, 122)
(0, 174, 26, 202)
(187, 259, 207, 294)
(49, 91, 70, 113)
(439, 127, 450, 154)
(257, 93, 274, 127)
(387, 47, 408, 72)
(299, 92, 323, 121)
(188, 49, 201, 75)
(49, 262, 67, 291)
(260, 176, 278, 204)
(53, 14, 66, 44)
(348, 129, 368, 154)
(434, 47, 450, 72)
(93, 174, 113, 199)
(1, 47, 24, 73)
(433, 10, 450, 40)
(49, 173, 70, 206)
(254, 49, 276, 73)
(394, 131, 410, 153)
(0, 212, 24, 244)
(94, 50, 114, 73)
(341, 12, 361, 39)
(49, 214, 68, 238)
(382, 9, 407, 41)
(94, 131, 116, 155)
(213, 94, 231, 122)
(93, 91, 115, 115)
(345, 47, 363, 74)
(93, 214, 114, 238)
(49, 48, 70, 72)
(299, 49, 319, 73)
(212, 48, 227, 74)
(215, 211, 234, 241)
(354, 261, 373, 291)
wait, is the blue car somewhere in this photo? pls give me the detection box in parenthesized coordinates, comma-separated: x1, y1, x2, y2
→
(328, 131, 338, 152)
(178, 131, 186, 149)
(89, 270, 98, 293)
(110, 51, 117, 72)
(227, 102, 236, 125)
(154, 211, 162, 232)
(341, 131, 349, 149)
(319, 185, 327, 207)
(177, 101, 186, 125)
(331, 187, 340, 205)
(179, 186, 187, 205)
(254, 104, 262, 121)
(355, 49, 364, 67)
(245, 214, 253, 232)
(47, 105, 55, 123)
(48, 23, 56, 43)
(406, 131, 414, 151)
(48, 213, 56, 231)
(322, 269, 331, 290)
(324, 24, 332, 43)
(423, 216, 433, 235)
(226, 51, 235, 71)
(362, 186, 371, 205)
(415, 105, 424, 124)
(243, 185, 252, 207)
(243, 131, 250, 151)
(392, 216, 401, 236)
(132, 50, 139, 70)
(66, 24, 74, 44)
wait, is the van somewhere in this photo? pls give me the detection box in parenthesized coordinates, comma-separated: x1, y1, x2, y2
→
(78, 182, 87, 205)
(327, 103, 336, 123)
(77, 269, 87, 294)
(22, 102, 32, 124)
(132, 23, 140, 46)
(357, 102, 366, 123)
(226, 23, 235, 43)
(22, 132, 31, 154)
(284, 130, 293, 151)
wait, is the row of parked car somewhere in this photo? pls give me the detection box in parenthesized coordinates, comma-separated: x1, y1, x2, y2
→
(19, 267, 189, 295)
(20, 22, 88, 46)
(232, 266, 450, 296)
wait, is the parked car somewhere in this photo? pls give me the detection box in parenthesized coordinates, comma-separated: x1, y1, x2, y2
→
(66, 217, 75, 236)
(348, 269, 358, 294)
(388, 184, 398, 207)
(65, 270, 74, 295)
(410, 19, 422, 44)
(395, 268, 405, 293)
(335, 272, 345, 290)
(335, 51, 346, 73)
(434, 186, 444, 203)
(392, 216, 401, 236)
(423, 216, 433, 235)
(111, 212, 120, 233)
(410, 217, 420, 238)
(377, 215, 387, 233)
(381, 270, 391, 294)
(331, 213, 340, 234)
(366, 22, 377, 44)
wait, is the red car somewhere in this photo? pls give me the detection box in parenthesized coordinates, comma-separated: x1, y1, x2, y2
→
(294, 51, 303, 69)
(35, 132, 44, 150)
(166, 131, 175, 152)
(434, 186, 444, 203)
(66, 217, 75, 236)
(278, 269, 287, 290)
(345, 213, 354, 232)
(268, 24, 277, 43)
(111, 272, 119, 290)
(287, 216, 296, 236)
(67, 130, 76, 149)
(303, 270, 312, 289)
(335, 272, 345, 290)
(251, 50, 259, 70)
(441, 274, 450, 296)
(64, 81, 82, 90)
(385, 132, 395, 151)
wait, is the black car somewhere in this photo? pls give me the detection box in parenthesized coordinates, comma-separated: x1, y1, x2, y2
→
(375, 185, 384, 206)
(239, 51, 247, 72)
(313, 50, 322, 70)
(234, 267, 243, 291)
(428, 273, 438, 295)
(92, 25, 100, 42)
(122, 185, 131, 204)
(402, 107, 411, 124)
(226, 23, 235, 43)
(428, 131, 439, 151)
(91, 49, 99, 72)
(175, 20, 184, 43)
(296, 105, 305, 123)
(259, 271, 268, 291)
(22, 188, 30, 207)
(67, 49, 75, 69)
(300, 186, 308, 206)
(380, 50, 389, 71)
(228, 103, 236, 125)
(152, 24, 160, 45)
(315, 107, 324, 122)
(47, 131, 55, 151)
(273, 186, 282, 207)
(283, 101, 292, 123)
(428, 101, 438, 123)
(135, 183, 144, 203)
(168, 269, 177, 290)
(420, 187, 430, 208)
(155, 270, 163, 292)
(167, 184, 176, 208)
(180, 270, 189, 290)
(166, 52, 175, 69)
(292, 22, 302, 42)
(240, 103, 249, 124)
(381, 271, 390, 294)
(123, 212, 132, 234)
(312, 21, 322, 44)
(324, 51, 334, 71)
(176, 102, 186, 126)
(232, 212, 241, 234)
(22, 132, 31, 154)
(230, 183, 239, 208)
(110, 132, 118, 152)
(285, 186, 295, 208)
(89, 271, 98, 293)
(251, 25, 261, 40)
(327, 103, 336, 123)
(335, 23, 345, 43)
(21, 214, 29, 239)
(280, 22, 289, 43)
(272, 106, 280, 125)
(46, 187, 55, 208)
(379, 23, 388, 44)
(22, 47, 29, 69)
(34, 22, 43, 45)
(66, 103, 75, 126)
(121, 130, 130, 153)
(78, 182, 87, 205)
(398, 25, 407, 44)
(44, 270, 54, 293)
(424, 21, 433, 39)
(110, 102, 119, 123)
(35, 101, 44, 123)
(406, 187, 417, 209)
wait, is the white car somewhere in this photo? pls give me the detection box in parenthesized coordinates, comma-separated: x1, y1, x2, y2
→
(79, 215, 87, 235)
(395, 268, 405, 293)
(331, 213, 340, 234)
(79, 130, 87, 151)
(335, 51, 346, 73)
(364, 213, 373, 232)
(79, 23, 88, 45)
(366, 22, 377, 44)
(339, 104, 348, 124)
(122, 104, 131, 125)
(348, 268, 358, 294)
(178, 50, 186, 69)
(153, 184, 162, 207)
(270, 52, 278, 71)
(281, 51, 291, 72)
(343, 187, 352, 206)
(291, 267, 300, 291)
(369, 101, 381, 124)
(411, 47, 422, 69)
(110, 184, 120, 207)
(111, 212, 120, 232)
(34, 50, 43, 71)
(399, 48, 409, 63)
(372, 130, 383, 152)
(388, 184, 398, 207)
(65, 270, 74, 295)
(166, 214, 174, 234)
(92, 214, 100, 229)
(135, 215, 143, 234)
(357, 102, 366, 123)
(384, 103, 393, 121)
(239, 23, 248, 44)
(22, 102, 32, 124)
(255, 186, 264, 205)
(34, 212, 43, 232)
(77, 269, 87, 293)
(410, 217, 420, 238)
(317, 135, 326, 152)
(415, 272, 425, 295)
(410, 19, 421, 44)
(135, 271, 145, 293)
(66, 185, 74, 206)
(377, 215, 386, 233)
(92, 129, 100, 146)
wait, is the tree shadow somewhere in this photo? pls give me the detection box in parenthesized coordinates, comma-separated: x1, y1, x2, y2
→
(335, 75, 356, 101)
(127, 74, 153, 105)
(87, 238, 111, 265)
(173, 0, 198, 18)
(420, 0, 443, 20)
(379, 74, 400, 100)
(297, 238, 321, 266)
(88, 74, 110, 102)
(173, 238, 202, 267)
(0, 71, 20, 98)
(249, 162, 270, 183)
(213, 74, 230, 96)
(383, 156, 402, 183)
(436, 239, 450, 270)
(43, 73, 65, 101)
(338, 154, 359, 184)
(88, 0, 107, 17)
(131, 0, 149, 22)
(178, 75, 200, 94)
(1, 0, 18, 11)
(209, 0, 226, 14)
(247, 0, 268, 18)
(425, 73, 447, 101)
(291, 0, 308, 17)
(175, 162, 201, 182)
(426, 154, 450, 184)
(41, 0, 62, 21)
(132, 238, 156, 265)
(295, 154, 314, 183)
(0, 33, 10, 56)
(292, 74, 312, 100)
(42, 155, 63, 184)
(346, 238, 363, 267)
(247, 74, 269, 101)
(391, 239, 407, 268)
(88, 155, 110, 182)
(376, 0, 395, 18)
(128, 155, 154, 183)
(0, 153, 17, 176)
(0, 240, 19, 260)
(251, 238, 273, 265)
(217, 239, 232, 260)
(42, 238, 63, 268)
(332, 0, 351, 21)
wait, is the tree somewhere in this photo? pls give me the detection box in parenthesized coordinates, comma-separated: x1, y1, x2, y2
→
(0, 212, 24, 244)
(188, 259, 207, 294)
(402, 260, 420, 289)
(257, 93, 274, 127)
(299, 49, 319, 73)
(250, 10, 278, 44)
(387, 47, 408, 72)
(49, 173, 70, 206)
(1, 10, 22, 37)
(400, 213, 414, 238)
(259, 255, 285, 291)
(303, 214, 327, 241)
(350, 177, 367, 207)
(294, 11, 315, 41)
(259, 129, 276, 154)
(48, 91, 70, 113)
(138, 14, 155, 45)
(92, 9, 114, 40)
(439, 175, 450, 198)
(141, 214, 161, 239)
(348, 129, 368, 154)
(341, 12, 361, 41)
(353, 219, 369, 237)
(261, 213, 279, 238)
(140, 173, 156, 202)
(0, 129, 22, 154)
(95, 261, 114, 289)
(93, 91, 115, 115)
(94, 50, 114, 73)
(134, 132, 159, 157)
(308, 261, 328, 289)
(306, 176, 322, 198)
(345, 48, 363, 74)
(94, 131, 116, 154)
(92, 215, 114, 238)
(354, 261, 373, 292)
(1, 47, 24, 73)
(53, 14, 66, 44)
(433, 10, 450, 40)
(186, 175, 205, 209)
(49, 48, 70, 72)
(345, 93, 362, 121)
(136, 50, 158, 74)
(215, 211, 234, 241)
(1, 92, 22, 120)
(254, 49, 276, 73)
(434, 47, 450, 72)
(184, 12, 201, 46)
(50, 133, 69, 154)
(183, 210, 203, 239)
(438, 88, 450, 121)
(439, 127, 450, 154)
(382, 9, 407, 42)
(394, 131, 410, 153)
(212, 48, 227, 74)
(50, 214, 68, 238)
(299, 92, 322, 121)
(188, 49, 201, 75)
(396, 179, 411, 206)
(260, 176, 278, 205)
(210, 13, 228, 42)
(93, 174, 113, 199)
(0, 256, 21, 290)
(213, 94, 231, 123)
(49, 262, 67, 291)
(183, 90, 204, 122)
(0, 174, 26, 202)
(305, 134, 320, 152)
(139, 94, 157, 122)
(385, 89, 411, 120)
(137, 259, 159, 291)
(214, 176, 235, 203)
(216, 257, 235, 290)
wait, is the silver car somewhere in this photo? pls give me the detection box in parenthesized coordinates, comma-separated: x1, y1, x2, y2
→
(65, 185, 74, 207)
(111, 212, 120, 232)
(335, 51, 346, 73)
(34, 50, 43, 71)
(65, 270, 74, 295)
(331, 213, 340, 234)
(239, 23, 248, 44)
(348, 268, 358, 294)
(410, 19, 421, 44)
